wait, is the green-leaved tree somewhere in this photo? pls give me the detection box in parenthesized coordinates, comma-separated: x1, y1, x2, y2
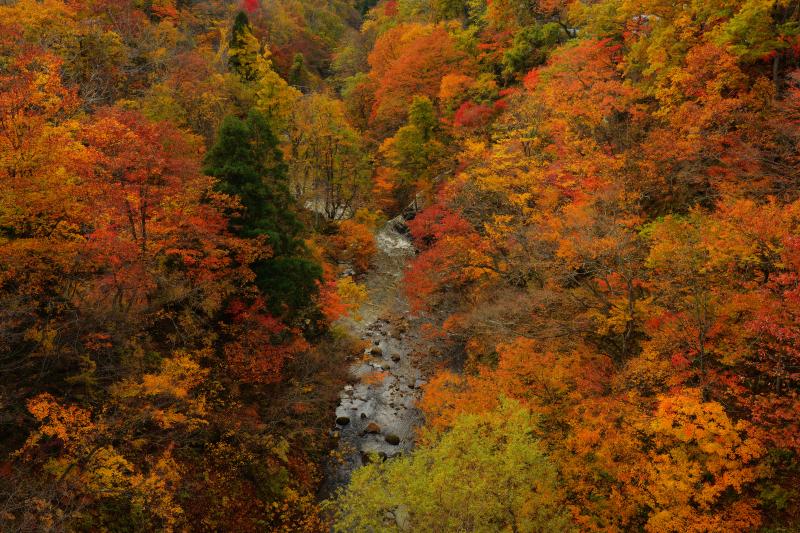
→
(331, 399, 574, 532)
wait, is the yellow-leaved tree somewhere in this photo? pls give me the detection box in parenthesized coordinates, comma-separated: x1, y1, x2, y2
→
(331, 399, 574, 533)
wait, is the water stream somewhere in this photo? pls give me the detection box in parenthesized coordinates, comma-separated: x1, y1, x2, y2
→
(320, 216, 424, 497)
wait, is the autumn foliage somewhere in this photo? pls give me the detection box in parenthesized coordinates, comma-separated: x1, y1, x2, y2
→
(379, 0, 800, 530)
(5, 0, 800, 531)
(0, 2, 361, 530)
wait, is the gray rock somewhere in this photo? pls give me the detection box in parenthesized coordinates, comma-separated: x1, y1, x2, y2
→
(395, 505, 411, 531)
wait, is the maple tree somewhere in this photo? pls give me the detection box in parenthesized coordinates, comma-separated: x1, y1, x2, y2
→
(329, 217, 378, 274)
(367, 22, 470, 134)
(5, 0, 800, 530)
(390, 0, 800, 530)
(0, 6, 344, 527)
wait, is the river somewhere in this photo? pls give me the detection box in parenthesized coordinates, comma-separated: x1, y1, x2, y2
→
(319, 215, 425, 498)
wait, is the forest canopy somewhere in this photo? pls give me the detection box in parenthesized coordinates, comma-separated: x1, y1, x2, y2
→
(2, 0, 800, 531)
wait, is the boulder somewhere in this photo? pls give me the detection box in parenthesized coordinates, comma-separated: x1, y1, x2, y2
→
(385, 434, 401, 445)
(395, 505, 411, 531)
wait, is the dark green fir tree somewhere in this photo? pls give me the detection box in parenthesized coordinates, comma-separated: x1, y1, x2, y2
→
(204, 109, 322, 315)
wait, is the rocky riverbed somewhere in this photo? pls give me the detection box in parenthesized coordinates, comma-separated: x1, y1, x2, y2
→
(320, 216, 424, 496)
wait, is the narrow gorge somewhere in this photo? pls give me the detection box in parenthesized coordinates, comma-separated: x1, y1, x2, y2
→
(321, 216, 426, 496)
